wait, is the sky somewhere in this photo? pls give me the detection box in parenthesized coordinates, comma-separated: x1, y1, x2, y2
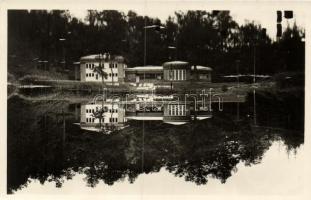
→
(69, 8, 305, 41)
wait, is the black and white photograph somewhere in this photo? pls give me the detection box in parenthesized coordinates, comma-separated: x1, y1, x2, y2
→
(1, 0, 310, 199)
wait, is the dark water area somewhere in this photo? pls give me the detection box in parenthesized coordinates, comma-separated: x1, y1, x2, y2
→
(7, 90, 304, 194)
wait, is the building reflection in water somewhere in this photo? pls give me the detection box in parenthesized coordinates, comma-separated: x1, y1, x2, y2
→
(7, 89, 304, 193)
(78, 94, 214, 132)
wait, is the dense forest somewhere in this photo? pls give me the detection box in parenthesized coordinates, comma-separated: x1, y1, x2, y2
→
(8, 10, 305, 80)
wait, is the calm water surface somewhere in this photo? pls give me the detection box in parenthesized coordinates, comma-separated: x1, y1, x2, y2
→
(7, 89, 304, 194)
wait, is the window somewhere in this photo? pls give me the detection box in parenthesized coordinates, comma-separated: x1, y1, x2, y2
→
(174, 105, 177, 116)
(109, 73, 112, 77)
(115, 73, 118, 77)
(92, 73, 94, 77)
(178, 105, 182, 115)
(92, 118, 95, 122)
(115, 118, 118, 122)
(86, 73, 88, 77)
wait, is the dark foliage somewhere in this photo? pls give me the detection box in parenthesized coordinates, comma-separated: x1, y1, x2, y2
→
(8, 10, 305, 80)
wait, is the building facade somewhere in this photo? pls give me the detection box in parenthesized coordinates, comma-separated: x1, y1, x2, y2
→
(79, 98, 213, 132)
(163, 61, 191, 81)
(80, 101, 126, 132)
(79, 54, 212, 84)
(124, 66, 163, 83)
(80, 54, 127, 84)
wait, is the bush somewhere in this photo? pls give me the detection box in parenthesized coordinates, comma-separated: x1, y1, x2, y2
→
(221, 85, 228, 92)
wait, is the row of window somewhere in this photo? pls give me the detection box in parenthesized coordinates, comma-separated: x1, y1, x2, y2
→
(86, 118, 95, 123)
(86, 117, 118, 123)
(85, 63, 118, 69)
(109, 109, 118, 113)
(86, 73, 118, 78)
(86, 108, 118, 113)
(109, 73, 118, 77)
(86, 109, 95, 113)
(169, 69, 186, 81)
(110, 118, 118, 122)
(86, 73, 95, 77)
(167, 105, 186, 116)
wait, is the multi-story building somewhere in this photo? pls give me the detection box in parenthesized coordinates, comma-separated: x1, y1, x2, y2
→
(79, 54, 127, 85)
(80, 101, 126, 132)
(78, 54, 212, 84)
(79, 97, 212, 132)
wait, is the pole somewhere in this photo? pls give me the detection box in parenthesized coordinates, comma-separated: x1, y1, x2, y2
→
(100, 54, 104, 130)
(143, 18, 147, 82)
(253, 44, 256, 84)
(253, 89, 257, 126)
(62, 108, 66, 149)
(236, 60, 240, 121)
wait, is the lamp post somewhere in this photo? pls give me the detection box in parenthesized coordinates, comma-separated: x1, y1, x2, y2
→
(143, 24, 165, 81)
(236, 59, 240, 121)
(168, 46, 176, 60)
(141, 23, 165, 173)
(38, 60, 49, 71)
(59, 31, 71, 71)
(59, 38, 66, 70)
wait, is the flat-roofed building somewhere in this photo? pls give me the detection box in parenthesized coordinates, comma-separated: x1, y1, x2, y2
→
(191, 65, 213, 82)
(80, 101, 126, 132)
(125, 66, 163, 83)
(80, 54, 127, 84)
(163, 61, 191, 81)
(79, 54, 212, 84)
(125, 100, 212, 125)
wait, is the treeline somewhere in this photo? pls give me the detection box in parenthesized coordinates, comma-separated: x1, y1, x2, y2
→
(8, 10, 305, 79)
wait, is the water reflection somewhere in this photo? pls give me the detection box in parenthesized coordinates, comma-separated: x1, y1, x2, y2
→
(78, 94, 214, 133)
(7, 90, 304, 194)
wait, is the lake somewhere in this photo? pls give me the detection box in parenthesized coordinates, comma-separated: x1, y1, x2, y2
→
(7, 88, 304, 194)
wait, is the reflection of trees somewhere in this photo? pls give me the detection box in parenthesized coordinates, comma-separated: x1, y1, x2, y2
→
(8, 94, 304, 193)
(7, 97, 73, 193)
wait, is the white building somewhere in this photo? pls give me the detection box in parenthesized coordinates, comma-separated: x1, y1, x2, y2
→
(80, 54, 127, 84)
(80, 101, 126, 132)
